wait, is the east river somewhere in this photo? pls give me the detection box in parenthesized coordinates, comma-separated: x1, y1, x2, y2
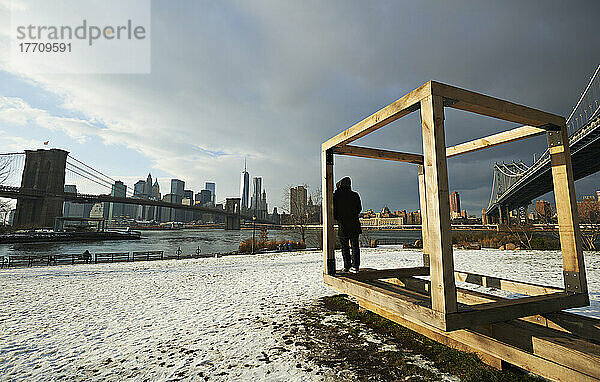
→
(0, 228, 422, 258)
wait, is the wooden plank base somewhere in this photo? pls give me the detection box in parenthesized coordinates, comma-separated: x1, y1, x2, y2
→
(357, 297, 600, 381)
(326, 270, 587, 332)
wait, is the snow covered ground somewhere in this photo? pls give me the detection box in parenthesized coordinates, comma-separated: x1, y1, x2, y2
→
(0, 247, 598, 381)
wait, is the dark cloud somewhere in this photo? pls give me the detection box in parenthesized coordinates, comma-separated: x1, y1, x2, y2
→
(4, 0, 599, 214)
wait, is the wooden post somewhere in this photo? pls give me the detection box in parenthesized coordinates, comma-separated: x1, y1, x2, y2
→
(417, 165, 430, 267)
(547, 126, 588, 295)
(420, 94, 457, 314)
(322, 148, 336, 275)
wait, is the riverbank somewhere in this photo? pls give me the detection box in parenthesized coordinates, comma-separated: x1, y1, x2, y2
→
(0, 230, 141, 244)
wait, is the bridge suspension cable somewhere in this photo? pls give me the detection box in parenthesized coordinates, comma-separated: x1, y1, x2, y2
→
(65, 155, 136, 198)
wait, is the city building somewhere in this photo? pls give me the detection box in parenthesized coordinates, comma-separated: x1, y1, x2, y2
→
(7, 209, 15, 226)
(152, 180, 160, 200)
(240, 161, 250, 210)
(290, 185, 307, 217)
(205, 182, 216, 204)
(358, 207, 421, 226)
(251, 177, 262, 212)
(271, 207, 280, 224)
(536, 200, 553, 220)
(134, 180, 146, 197)
(89, 203, 104, 219)
(307, 195, 321, 223)
(144, 173, 153, 198)
(161, 194, 178, 222)
(261, 190, 268, 218)
(108, 181, 127, 223)
(198, 189, 212, 206)
(408, 210, 421, 225)
(170, 179, 185, 201)
(63, 185, 85, 218)
(183, 190, 195, 204)
(450, 191, 461, 219)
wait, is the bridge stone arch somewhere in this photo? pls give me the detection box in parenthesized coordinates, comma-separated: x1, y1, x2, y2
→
(13, 149, 68, 229)
(225, 197, 241, 230)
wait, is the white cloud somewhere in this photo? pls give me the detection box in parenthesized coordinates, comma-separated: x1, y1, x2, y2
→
(0, 129, 40, 151)
(0, 96, 100, 143)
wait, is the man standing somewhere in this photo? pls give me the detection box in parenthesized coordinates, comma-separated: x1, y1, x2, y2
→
(333, 177, 362, 273)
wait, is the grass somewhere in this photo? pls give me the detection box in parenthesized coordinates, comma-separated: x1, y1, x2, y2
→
(317, 294, 542, 382)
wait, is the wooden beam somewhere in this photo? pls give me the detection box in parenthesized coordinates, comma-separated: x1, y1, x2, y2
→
(446, 292, 589, 331)
(387, 276, 600, 343)
(532, 331, 600, 379)
(446, 125, 545, 158)
(324, 273, 449, 330)
(548, 127, 589, 296)
(421, 94, 457, 314)
(454, 270, 563, 296)
(431, 81, 565, 127)
(333, 145, 424, 164)
(359, 298, 598, 382)
(342, 266, 430, 281)
(364, 278, 600, 376)
(417, 165, 430, 267)
(322, 82, 430, 150)
(345, 276, 599, 378)
(322, 149, 336, 275)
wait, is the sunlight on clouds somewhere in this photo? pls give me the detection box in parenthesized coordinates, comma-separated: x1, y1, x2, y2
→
(0, 129, 40, 151)
(0, 96, 99, 143)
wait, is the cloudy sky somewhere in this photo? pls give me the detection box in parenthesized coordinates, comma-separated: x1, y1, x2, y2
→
(0, 0, 599, 214)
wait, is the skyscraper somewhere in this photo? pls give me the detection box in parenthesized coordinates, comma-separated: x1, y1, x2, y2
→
(199, 189, 212, 206)
(171, 179, 185, 203)
(251, 177, 262, 212)
(108, 181, 127, 223)
(450, 191, 461, 219)
(290, 185, 307, 217)
(240, 160, 250, 210)
(134, 180, 146, 197)
(145, 173, 153, 197)
(261, 189, 268, 219)
(183, 189, 194, 203)
(63, 185, 84, 217)
(205, 182, 216, 205)
(152, 180, 160, 200)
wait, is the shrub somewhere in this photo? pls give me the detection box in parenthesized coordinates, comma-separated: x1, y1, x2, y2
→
(238, 238, 306, 253)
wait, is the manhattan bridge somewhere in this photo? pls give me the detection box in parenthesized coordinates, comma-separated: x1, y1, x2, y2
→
(488, 65, 600, 222)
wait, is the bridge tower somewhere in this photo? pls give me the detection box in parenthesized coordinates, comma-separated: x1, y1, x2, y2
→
(13, 149, 68, 229)
(225, 197, 241, 230)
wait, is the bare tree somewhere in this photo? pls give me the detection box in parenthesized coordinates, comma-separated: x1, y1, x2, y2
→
(577, 198, 600, 250)
(0, 157, 12, 227)
(505, 222, 535, 249)
(281, 184, 322, 246)
(281, 183, 308, 244)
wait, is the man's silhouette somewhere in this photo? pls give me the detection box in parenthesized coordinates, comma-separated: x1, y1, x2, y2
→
(333, 177, 362, 273)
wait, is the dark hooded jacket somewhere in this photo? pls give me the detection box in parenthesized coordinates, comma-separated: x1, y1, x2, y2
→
(333, 177, 362, 238)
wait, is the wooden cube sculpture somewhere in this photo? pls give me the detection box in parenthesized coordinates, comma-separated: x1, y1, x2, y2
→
(321, 81, 589, 331)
